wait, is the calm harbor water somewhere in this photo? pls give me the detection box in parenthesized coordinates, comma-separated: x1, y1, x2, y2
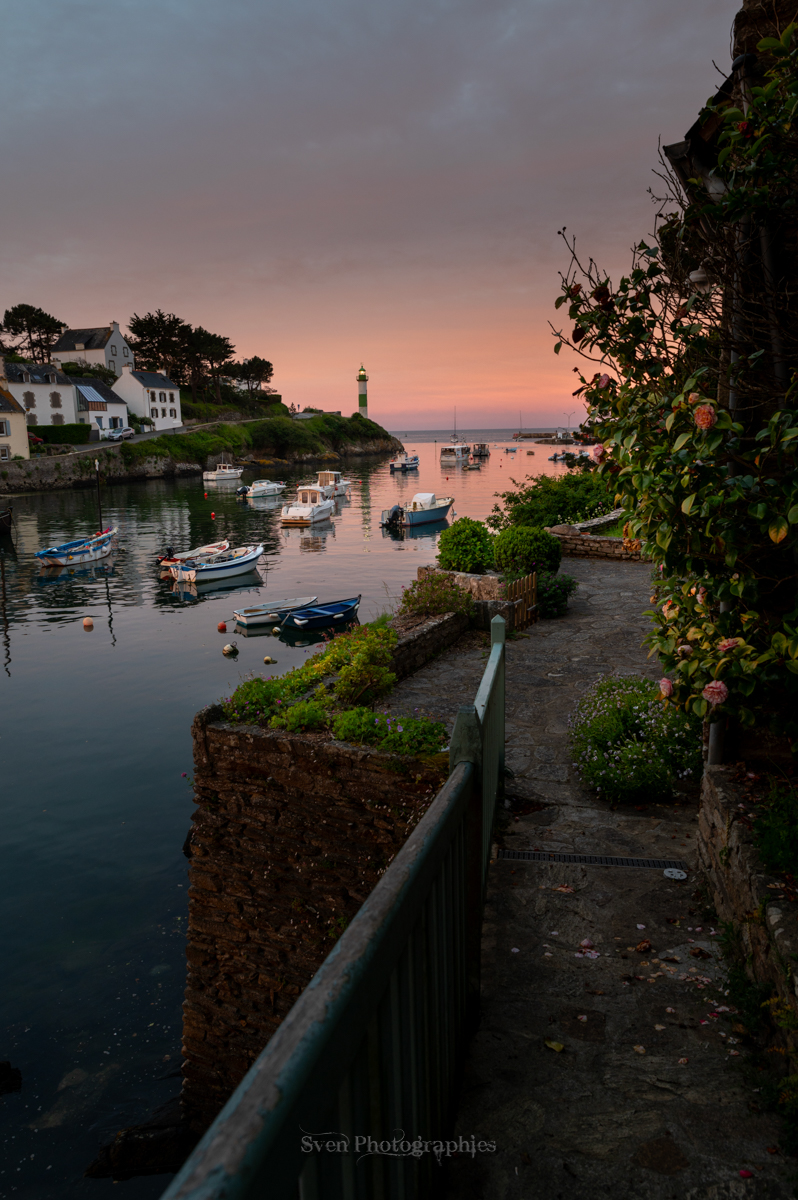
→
(0, 432, 568, 1198)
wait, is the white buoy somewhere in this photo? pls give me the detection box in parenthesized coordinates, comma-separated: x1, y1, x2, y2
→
(272, 626, 281, 635)
(263, 655, 277, 665)
(222, 643, 238, 657)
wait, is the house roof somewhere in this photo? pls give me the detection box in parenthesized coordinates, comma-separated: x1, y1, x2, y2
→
(72, 378, 127, 406)
(0, 387, 25, 415)
(5, 362, 71, 385)
(129, 370, 178, 389)
(52, 326, 122, 353)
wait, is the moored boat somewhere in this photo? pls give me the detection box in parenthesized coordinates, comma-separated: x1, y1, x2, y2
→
(0, 505, 13, 535)
(279, 595, 361, 630)
(236, 479, 286, 498)
(389, 453, 420, 471)
(380, 492, 454, 528)
(280, 486, 335, 526)
(157, 539, 230, 579)
(35, 526, 118, 567)
(170, 543, 264, 583)
(472, 443, 490, 457)
(316, 470, 352, 496)
(232, 596, 319, 626)
(202, 464, 243, 482)
(440, 438, 469, 462)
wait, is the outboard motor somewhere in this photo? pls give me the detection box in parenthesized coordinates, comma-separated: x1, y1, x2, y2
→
(236, 485, 250, 497)
(384, 504, 403, 529)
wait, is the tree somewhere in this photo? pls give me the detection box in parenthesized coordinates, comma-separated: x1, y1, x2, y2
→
(1, 304, 63, 363)
(59, 360, 119, 387)
(127, 310, 190, 380)
(227, 355, 274, 394)
(195, 328, 235, 403)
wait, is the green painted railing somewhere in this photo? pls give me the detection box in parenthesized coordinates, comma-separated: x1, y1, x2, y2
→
(161, 615, 506, 1200)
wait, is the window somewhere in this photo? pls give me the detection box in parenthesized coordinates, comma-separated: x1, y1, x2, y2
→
(123, 346, 129, 357)
(0, 446, 9, 461)
(46, 373, 56, 384)
(49, 391, 62, 409)
(169, 408, 176, 418)
(23, 391, 35, 409)
(149, 391, 156, 402)
(161, 408, 166, 418)
(159, 391, 166, 403)
(96, 417, 104, 428)
(169, 392, 175, 402)
(27, 414, 38, 426)
(0, 419, 9, 436)
(151, 408, 158, 419)
(110, 417, 121, 429)
(110, 345, 117, 356)
(52, 413, 64, 426)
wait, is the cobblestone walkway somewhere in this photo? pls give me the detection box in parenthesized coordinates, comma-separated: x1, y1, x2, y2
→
(386, 558, 792, 1199)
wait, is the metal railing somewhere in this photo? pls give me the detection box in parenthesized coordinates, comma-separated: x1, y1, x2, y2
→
(161, 616, 507, 1200)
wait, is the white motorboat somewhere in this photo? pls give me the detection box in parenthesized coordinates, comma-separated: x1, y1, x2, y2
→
(236, 479, 286, 498)
(380, 492, 454, 528)
(439, 437, 470, 462)
(280, 486, 335, 526)
(202, 464, 244, 482)
(232, 596, 319, 626)
(389, 453, 420, 471)
(35, 526, 118, 567)
(316, 470, 352, 497)
(170, 544, 264, 582)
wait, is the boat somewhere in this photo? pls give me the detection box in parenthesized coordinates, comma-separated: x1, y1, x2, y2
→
(0, 505, 12, 535)
(389, 453, 420, 471)
(472, 444, 490, 458)
(280, 595, 361, 630)
(170, 544, 264, 583)
(465, 463, 481, 470)
(236, 480, 286, 498)
(202, 464, 244, 482)
(316, 470, 352, 497)
(280, 486, 335, 526)
(504, 447, 517, 453)
(35, 526, 117, 567)
(232, 596, 319, 627)
(526, 450, 535, 456)
(380, 492, 454, 528)
(440, 437, 470, 462)
(157, 539, 229, 579)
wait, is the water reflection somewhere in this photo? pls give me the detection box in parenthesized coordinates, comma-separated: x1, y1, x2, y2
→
(169, 570, 265, 604)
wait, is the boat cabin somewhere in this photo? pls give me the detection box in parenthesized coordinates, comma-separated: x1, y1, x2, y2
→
(297, 487, 326, 506)
(408, 492, 436, 511)
(440, 440, 469, 459)
(317, 471, 342, 487)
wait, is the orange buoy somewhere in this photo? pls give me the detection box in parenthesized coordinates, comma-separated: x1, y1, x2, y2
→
(217, 621, 227, 633)
(204, 492, 208, 498)
(210, 512, 215, 519)
(83, 617, 94, 631)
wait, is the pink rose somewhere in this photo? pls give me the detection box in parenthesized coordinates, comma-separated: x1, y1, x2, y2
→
(676, 644, 693, 658)
(717, 637, 743, 653)
(697, 587, 707, 605)
(659, 678, 673, 698)
(592, 444, 606, 462)
(598, 373, 611, 389)
(694, 404, 717, 431)
(688, 392, 702, 405)
(702, 680, 728, 707)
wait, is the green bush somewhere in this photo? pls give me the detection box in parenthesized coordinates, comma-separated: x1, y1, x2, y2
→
(494, 526, 561, 576)
(33, 424, 92, 444)
(436, 518, 494, 573)
(332, 708, 448, 756)
(569, 675, 702, 803)
(536, 571, 579, 618)
(488, 471, 615, 531)
(333, 629, 396, 706)
(398, 573, 475, 618)
(270, 699, 328, 732)
(754, 781, 798, 876)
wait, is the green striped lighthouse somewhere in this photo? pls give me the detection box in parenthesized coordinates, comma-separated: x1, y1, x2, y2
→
(356, 363, 368, 420)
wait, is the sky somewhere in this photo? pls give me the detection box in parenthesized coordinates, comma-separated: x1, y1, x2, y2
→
(1, 0, 739, 428)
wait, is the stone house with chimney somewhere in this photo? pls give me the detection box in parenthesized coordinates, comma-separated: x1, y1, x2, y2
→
(4, 362, 78, 427)
(51, 321, 134, 378)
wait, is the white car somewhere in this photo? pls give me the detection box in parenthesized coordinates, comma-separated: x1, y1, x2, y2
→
(103, 426, 135, 441)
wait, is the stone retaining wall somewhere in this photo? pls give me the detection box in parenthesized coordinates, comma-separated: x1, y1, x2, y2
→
(416, 566, 523, 630)
(698, 764, 798, 1037)
(182, 712, 448, 1131)
(0, 445, 201, 493)
(391, 610, 470, 676)
(546, 528, 647, 562)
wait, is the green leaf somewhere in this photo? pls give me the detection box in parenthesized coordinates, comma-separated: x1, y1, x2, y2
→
(554, 342, 561, 355)
(555, 297, 565, 310)
(786, 660, 798, 675)
(681, 493, 697, 515)
(665, 412, 676, 432)
(717, 146, 733, 167)
(788, 505, 798, 525)
(673, 433, 691, 452)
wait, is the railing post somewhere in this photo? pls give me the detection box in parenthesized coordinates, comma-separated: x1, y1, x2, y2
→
(490, 615, 506, 789)
(449, 706, 483, 1030)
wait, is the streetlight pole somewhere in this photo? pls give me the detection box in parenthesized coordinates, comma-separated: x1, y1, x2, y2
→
(94, 458, 103, 531)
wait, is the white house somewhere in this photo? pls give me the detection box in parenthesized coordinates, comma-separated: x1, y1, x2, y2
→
(51, 321, 134, 378)
(71, 377, 129, 433)
(0, 362, 30, 461)
(112, 364, 182, 431)
(4, 362, 79, 427)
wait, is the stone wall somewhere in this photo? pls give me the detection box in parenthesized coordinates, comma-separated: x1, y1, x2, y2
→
(390, 609, 470, 677)
(182, 711, 448, 1132)
(698, 765, 798, 1036)
(545, 527, 647, 562)
(416, 566, 523, 630)
(0, 444, 200, 494)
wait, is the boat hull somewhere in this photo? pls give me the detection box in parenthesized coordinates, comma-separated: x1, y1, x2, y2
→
(280, 500, 335, 525)
(233, 596, 319, 626)
(202, 467, 243, 481)
(171, 544, 264, 583)
(402, 501, 453, 526)
(280, 596, 361, 630)
(35, 527, 117, 567)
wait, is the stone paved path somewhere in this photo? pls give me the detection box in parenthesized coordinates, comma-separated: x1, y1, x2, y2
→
(386, 558, 792, 1199)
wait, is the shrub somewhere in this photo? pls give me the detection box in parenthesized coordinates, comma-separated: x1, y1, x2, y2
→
(33, 423, 92, 445)
(536, 571, 578, 618)
(569, 675, 702, 803)
(494, 526, 561, 576)
(333, 629, 396, 706)
(398, 573, 475, 618)
(488, 471, 615, 531)
(754, 780, 798, 876)
(436, 518, 494, 573)
(270, 699, 328, 732)
(332, 708, 448, 756)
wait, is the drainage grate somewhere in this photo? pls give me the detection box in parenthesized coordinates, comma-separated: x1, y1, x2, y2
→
(496, 849, 689, 871)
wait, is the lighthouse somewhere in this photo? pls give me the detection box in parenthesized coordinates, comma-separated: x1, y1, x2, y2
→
(356, 364, 368, 419)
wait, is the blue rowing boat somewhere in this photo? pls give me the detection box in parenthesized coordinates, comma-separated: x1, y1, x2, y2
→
(279, 595, 361, 630)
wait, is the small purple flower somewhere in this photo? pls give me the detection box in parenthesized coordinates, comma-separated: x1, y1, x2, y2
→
(181, 772, 187, 777)
(374, 718, 379, 724)
(398, 726, 403, 733)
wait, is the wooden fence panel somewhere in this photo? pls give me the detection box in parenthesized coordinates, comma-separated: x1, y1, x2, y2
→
(505, 572, 538, 629)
